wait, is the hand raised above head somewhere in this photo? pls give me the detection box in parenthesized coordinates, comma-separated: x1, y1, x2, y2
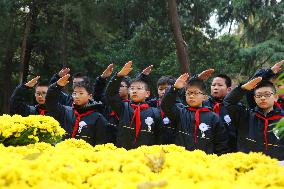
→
(142, 65, 154, 75)
(57, 74, 70, 87)
(58, 68, 70, 77)
(101, 64, 114, 79)
(25, 76, 40, 88)
(174, 73, 190, 89)
(198, 68, 214, 80)
(117, 61, 133, 77)
(241, 77, 262, 91)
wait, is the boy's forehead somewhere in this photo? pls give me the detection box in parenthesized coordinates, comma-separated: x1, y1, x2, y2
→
(73, 86, 87, 92)
(255, 86, 274, 93)
(186, 85, 202, 92)
(158, 83, 169, 88)
(130, 81, 145, 87)
(35, 86, 48, 92)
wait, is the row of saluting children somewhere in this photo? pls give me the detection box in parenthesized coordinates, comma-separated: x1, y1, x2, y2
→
(10, 60, 284, 160)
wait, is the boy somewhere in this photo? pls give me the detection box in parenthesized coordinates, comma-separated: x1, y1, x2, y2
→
(106, 61, 162, 149)
(197, 69, 238, 152)
(161, 73, 230, 155)
(224, 78, 284, 160)
(45, 74, 109, 146)
(10, 76, 50, 116)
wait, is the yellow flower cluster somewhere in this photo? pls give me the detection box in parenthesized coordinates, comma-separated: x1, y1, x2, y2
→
(0, 114, 65, 146)
(0, 139, 283, 189)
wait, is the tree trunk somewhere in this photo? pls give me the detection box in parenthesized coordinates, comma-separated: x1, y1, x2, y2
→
(167, 0, 190, 74)
(19, 3, 38, 83)
(2, 19, 16, 113)
(61, 4, 68, 68)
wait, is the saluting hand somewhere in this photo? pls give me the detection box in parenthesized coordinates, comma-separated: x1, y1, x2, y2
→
(241, 77, 262, 91)
(58, 68, 70, 77)
(117, 61, 133, 77)
(101, 64, 114, 79)
(25, 76, 40, 88)
(142, 65, 154, 75)
(57, 74, 70, 87)
(198, 68, 214, 80)
(271, 60, 284, 74)
(174, 73, 189, 89)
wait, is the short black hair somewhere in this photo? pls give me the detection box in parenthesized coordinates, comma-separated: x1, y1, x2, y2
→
(130, 78, 150, 91)
(215, 74, 232, 87)
(122, 76, 131, 88)
(186, 78, 206, 93)
(157, 76, 176, 87)
(73, 80, 94, 95)
(72, 72, 86, 78)
(254, 80, 276, 94)
(36, 80, 49, 88)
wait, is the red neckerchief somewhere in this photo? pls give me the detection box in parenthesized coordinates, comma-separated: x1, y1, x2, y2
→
(71, 109, 94, 138)
(255, 113, 283, 150)
(156, 99, 165, 118)
(130, 103, 150, 143)
(213, 102, 221, 115)
(187, 107, 211, 144)
(37, 107, 47, 116)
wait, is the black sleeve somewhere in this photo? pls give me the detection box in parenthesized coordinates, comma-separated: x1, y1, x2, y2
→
(160, 86, 181, 121)
(9, 84, 35, 116)
(106, 75, 124, 116)
(93, 76, 108, 103)
(49, 74, 60, 86)
(213, 115, 231, 155)
(224, 86, 248, 128)
(45, 83, 67, 122)
(94, 114, 109, 144)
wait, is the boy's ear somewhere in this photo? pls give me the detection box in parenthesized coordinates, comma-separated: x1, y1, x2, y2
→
(146, 91, 151, 98)
(88, 93, 93, 100)
(227, 87, 232, 93)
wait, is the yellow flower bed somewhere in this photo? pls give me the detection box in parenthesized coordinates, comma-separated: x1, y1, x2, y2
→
(0, 139, 283, 189)
(0, 115, 65, 146)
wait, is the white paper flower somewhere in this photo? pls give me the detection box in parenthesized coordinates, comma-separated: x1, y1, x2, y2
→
(145, 117, 154, 126)
(224, 115, 231, 124)
(163, 117, 170, 125)
(78, 121, 87, 133)
(199, 123, 210, 132)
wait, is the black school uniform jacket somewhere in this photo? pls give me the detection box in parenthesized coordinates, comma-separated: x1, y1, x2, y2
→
(106, 75, 163, 150)
(45, 83, 109, 146)
(224, 86, 284, 160)
(10, 84, 50, 116)
(161, 86, 230, 155)
(203, 96, 238, 152)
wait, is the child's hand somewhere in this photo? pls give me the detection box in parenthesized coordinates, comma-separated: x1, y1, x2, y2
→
(174, 73, 189, 89)
(142, 65, 153, 75)
(198, 68, 214, 80)
(241, 77, 262, 91)
(25, 76, 40, 88)
(58, 68, 70, 77)
(117, 61, 133, 77)
(57, 74, 70, 87)
(101, 64, 113, 79)
(271, 60, 284, 74)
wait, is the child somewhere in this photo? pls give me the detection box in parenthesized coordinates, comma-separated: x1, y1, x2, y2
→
(224, 77, 284, 160)
(197, 69, 238, 152)
(161, 73, 230, 155)
(10, 76, 50, 116)
(106, 61, 162, 149)
(45, 74, 109, 146)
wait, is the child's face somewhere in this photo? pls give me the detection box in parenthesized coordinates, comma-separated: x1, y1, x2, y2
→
(157, 84, 169, 98)
(35, 86, 48, 105)
(276, 83, 284, 100)
(72, 87, 92, 106)
(185, 86, 207, 107)
(119, 81, 129, 100)
(254, 87, 278, 110)
(211, 77, 231, 99)
(129, 82, 150, 103)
